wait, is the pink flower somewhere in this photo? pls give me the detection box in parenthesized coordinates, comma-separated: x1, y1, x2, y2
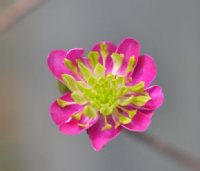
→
(47, 37, 164, 151)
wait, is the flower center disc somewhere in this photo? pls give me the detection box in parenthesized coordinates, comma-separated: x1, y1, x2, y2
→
(81, 74, 126, 116)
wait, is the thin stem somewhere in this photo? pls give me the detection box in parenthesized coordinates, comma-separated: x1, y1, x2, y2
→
(125, 131, 200, 171)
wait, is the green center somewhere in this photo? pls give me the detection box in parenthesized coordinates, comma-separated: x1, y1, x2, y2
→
(80, 74, 127, 116)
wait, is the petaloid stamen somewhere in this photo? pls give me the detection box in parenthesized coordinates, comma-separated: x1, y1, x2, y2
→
(117, 106, 137, 119)
(100, 42, 108, 66)
(102, 116, 112, 131)
(125, 56, 135, 75)
(64, 58, 78, 75)
(77, 61, 93, 82)
(115, 110, 132, 125)
(111, 53, 124, 73)
(71, 112, 82, 120)
(57, 98, 76, 108)
(88, 51, 99, 68)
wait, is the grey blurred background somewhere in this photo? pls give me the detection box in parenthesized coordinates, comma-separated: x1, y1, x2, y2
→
(0, 0, 200, 171)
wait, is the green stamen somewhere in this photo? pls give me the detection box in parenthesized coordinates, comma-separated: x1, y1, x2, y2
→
(118, 106, 137, 119)
(100, 42, 108, 62)
(62, 74, 79, 91)
(111, 53, 124, 73)
(120, 95, 151, 106)
(88, 51, 99, 68)
(125, 56, 135, 75)
(71, 112, 82, 120)
(57, 98, 74, 108)
(94, 63, 105, 78)
(78, 61, 92, 81)
(71, 91, 86, 104)
(84, 106, 97, 118)
(131, 95, 151, 106)
(64, 58, 78, 74)
(117, 113, 132, 124)
(129, 81, 145, 93)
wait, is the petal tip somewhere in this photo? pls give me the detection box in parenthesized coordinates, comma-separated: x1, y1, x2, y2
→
(47, 49, 67, 65)
(122, 37, 140, 45)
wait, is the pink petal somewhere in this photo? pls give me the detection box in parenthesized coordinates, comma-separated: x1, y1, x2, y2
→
(66, 48, 84, 65)
(116, 37, 140, 74)
(50, 92, 83, 125)
(122, 110, 153, 132)
(143, 85, 164, 110)
(82, 57, 93, 69)
(47, 50, 68, 82)
(130, 54, 157, 87)
(87, 116, 122, 151)
(47, 49, 84, 82)
(92, 41, 116, 73)
(59, 115, 98, 135)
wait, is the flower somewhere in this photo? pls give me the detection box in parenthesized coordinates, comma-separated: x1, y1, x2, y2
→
(47, 37, 164, 151)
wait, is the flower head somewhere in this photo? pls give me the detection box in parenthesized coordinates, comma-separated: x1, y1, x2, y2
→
(47, 37, 164, 151)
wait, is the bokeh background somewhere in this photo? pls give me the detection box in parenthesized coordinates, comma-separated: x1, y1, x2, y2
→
(0, 0, 200, 171)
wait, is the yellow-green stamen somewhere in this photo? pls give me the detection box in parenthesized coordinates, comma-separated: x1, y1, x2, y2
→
(64, 58, 78, 74)
(111, 53, 124, 73)
(100, 42, 109, 66)
(125, 56, 135, 75)
(88, 51, 99, 68)
(102, 116, 112, 131)
(57, 98, 76, 108)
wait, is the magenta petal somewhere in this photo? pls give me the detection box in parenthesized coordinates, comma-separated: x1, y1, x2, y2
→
(122, 110, 153, 132)
(131, 54, 157, 87)
(66, 48, 84, 64)
(47, 49, 80, 82)
(92, 41, 116, 73)
(116, 37, 140, 73)
(50, 92, 83, 125)
(87, 116, 122, 151)
(143, 85, 164, 110)
(59, 115, 98, 135)
(47, 50, 68, 82)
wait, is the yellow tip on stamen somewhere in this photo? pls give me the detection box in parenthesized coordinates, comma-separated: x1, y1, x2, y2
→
(127, 76, 133, 83)
(84, 106, 97, 118)
(100, 42, 108, 66)
(57, 98, 74, 108)
(78, 123, 89, 128)
(118, 106, 137, 119)
(71, 112, 82, 120)
(114, 122, 121, 129)
(101, 116, 112, 131)
(125, 56, 135, 75)
(102, 124, 112, 131)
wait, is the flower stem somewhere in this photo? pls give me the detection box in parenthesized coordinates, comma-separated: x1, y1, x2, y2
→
(125, 130, 200, 171)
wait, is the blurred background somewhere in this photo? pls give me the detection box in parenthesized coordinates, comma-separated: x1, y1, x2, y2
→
(0, 0, 200, 171)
